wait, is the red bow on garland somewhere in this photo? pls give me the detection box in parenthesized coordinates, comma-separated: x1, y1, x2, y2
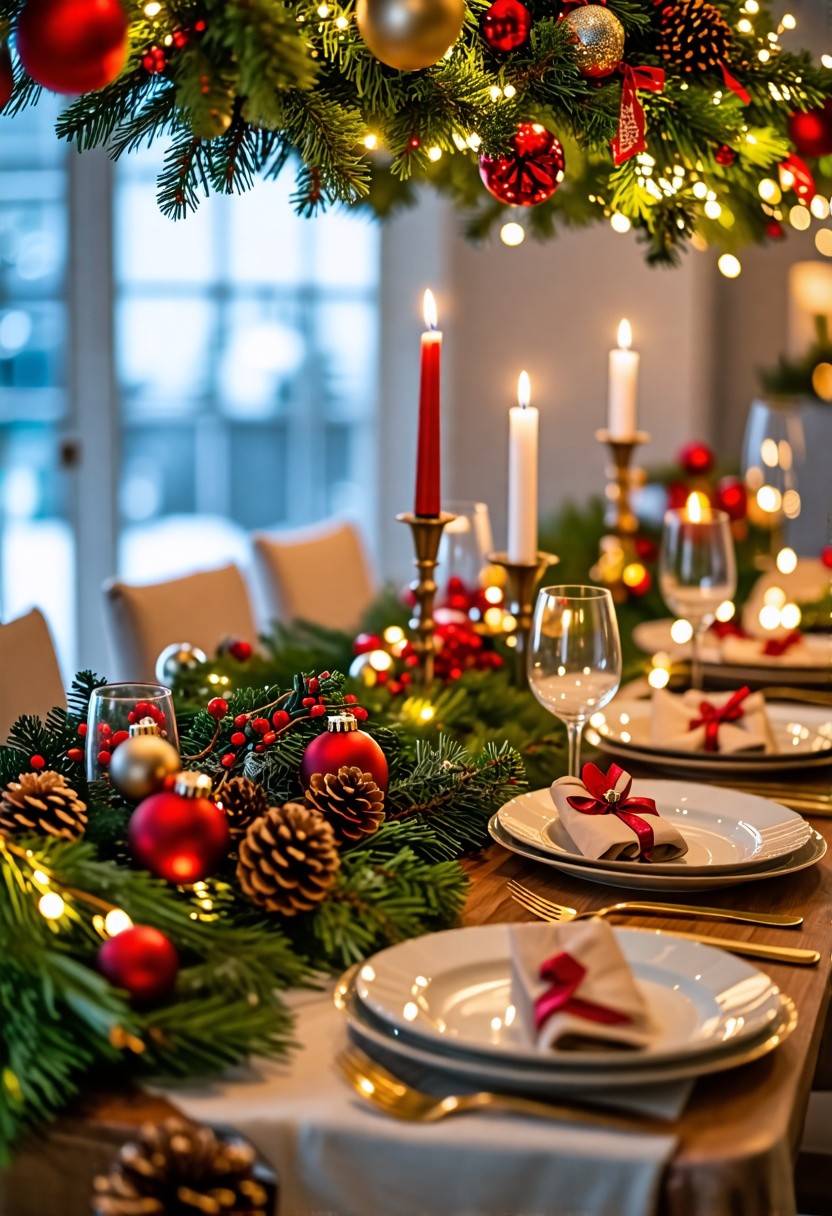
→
(688, 685, 751, 752)
(762, 631, 802, 657)
(611, 65, 665, 166)
(534, 951, 632, 1032)
(566, 763, 659, 861)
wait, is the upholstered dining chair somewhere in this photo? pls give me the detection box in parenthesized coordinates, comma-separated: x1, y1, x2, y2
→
(0, 608, 66, 737)
(252, 519, 377, 633)
(103, 563, 258, 681)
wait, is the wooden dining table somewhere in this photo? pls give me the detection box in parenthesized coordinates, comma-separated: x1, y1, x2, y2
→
(2, 791, 831, 1216)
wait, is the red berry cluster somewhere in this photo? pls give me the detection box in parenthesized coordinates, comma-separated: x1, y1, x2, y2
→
(128, 700, 166, 728)
(142, 18, 206, 74)
(96, 721, 130, 766)
(433, 621, 504, 683)
(66, 721, 87, 763)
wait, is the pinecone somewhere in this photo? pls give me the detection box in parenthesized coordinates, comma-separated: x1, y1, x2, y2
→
(305, 765, 385, 845)
(236, 803, 340, 916)
(0, 770, 87, 840)
(92, 1118, 269, 1216)
(217, 775, 268, 839)
(658, 0, 732, 73)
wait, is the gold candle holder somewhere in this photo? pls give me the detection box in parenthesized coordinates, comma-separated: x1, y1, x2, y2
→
(488, 551, 559, 687)
(594, 428, 650, 603)
(397, 512, 456, 686)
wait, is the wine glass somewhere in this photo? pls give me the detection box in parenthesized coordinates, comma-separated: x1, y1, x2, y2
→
(437, 500, 494, 613)
(86, 683, 179, 781)
(528, 586, 622, 777)
(659, 506, 737, 690)
(742, 398, 805, 558)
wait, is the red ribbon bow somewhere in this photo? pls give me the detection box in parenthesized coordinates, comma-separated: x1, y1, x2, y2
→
(534, 951, 632, 1032)
(688, 686, 751, 752)
(762, 631, 802, 657)
(780, 153, 816, 202)
(611, 64, 665, 166)
(566, 762, 659, 861)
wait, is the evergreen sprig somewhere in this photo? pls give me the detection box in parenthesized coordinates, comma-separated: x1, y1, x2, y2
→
(0, 0, 827, 262)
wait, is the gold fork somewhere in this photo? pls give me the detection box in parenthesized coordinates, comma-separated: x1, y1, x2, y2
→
(507, 879, 803, 929)
(336, 1046, 672, 1132)
(508, 882, 820, 967)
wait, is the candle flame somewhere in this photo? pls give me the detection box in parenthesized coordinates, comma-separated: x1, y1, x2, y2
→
(685, 491, 710, 523)
(617, 318, 632, 350)
(423, 289, 437, 330)
(517, 370, 531, 409)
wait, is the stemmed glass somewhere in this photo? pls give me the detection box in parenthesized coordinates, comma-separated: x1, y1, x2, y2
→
(437, 500, 494, 609)
(86, 683, 179, 781)
(659, 505, 737, 690)
(528, 586, 622, 777)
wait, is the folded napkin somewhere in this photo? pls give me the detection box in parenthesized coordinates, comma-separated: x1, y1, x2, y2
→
(510, 919, 658, 1052)
(651, 685, 776, 754)
(551, 762, 688, 862)
(721, 631, 819, 668)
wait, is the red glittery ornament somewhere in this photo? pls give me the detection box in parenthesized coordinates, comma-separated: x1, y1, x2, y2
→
(715, 476, 747, 521)
(97, 925, 179, 1008)
(17, 0, 128, 94)
(482, 0, 532, 54)
(0, 43, 13, 109)
(788, 99, 832, 160)
(677, 440, 715, 475)
(300, 715, 389, 792)
(821, 544, 832, 570)
(129, 779, 229, 883)
(479, 122, 566, 206)
(714, 144, 735, 166)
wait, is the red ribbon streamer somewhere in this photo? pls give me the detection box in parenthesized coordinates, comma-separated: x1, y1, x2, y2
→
(780, 153, 816, 202)
(720, 61, 751, 104)
(688, 686, 751, 752)
(566, 762, 659, 861)
(611, 65, 665, 166)
(709, 619, 747, 640)
(762, 631, 802, 657)
(534, 951, 632, 1032)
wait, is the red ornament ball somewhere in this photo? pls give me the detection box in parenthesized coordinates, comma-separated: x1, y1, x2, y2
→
(666, 481, 690, 511)
(821, 544, 832, 570)
(765, 219, 785, 240)
(300, 717, 389, 793)
(0, 42, 13, 109)
(788, 99, 832, 160)
(677, 440, 715, 475)
(714, 144, 736, 166)
(207, 697, 228, 720)
(482, 0, 532, 54)
(715, 476, 747, 521)
(228, 638, 252, 661)
(353, 632, 382, 655)
(634, 535, 659, 563)
(17, 0, 128, 94)
(129, 788, 230, 883)
(479, 122, 566, 207)
(97, 925, 179, 1008)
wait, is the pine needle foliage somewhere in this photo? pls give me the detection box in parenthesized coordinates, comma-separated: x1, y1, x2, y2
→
(1, 0, 827, 261)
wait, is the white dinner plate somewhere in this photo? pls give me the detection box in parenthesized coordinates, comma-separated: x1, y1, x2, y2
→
(488, 814, 827, 892)
(496, 782, 812, 875)
(632, 619, 832, 685)
(355, 924, 786, 1069)
(585, 700, 832, 776)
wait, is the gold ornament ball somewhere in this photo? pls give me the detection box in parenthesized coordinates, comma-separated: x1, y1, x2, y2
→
(356, 0, 465, 72)
(155, 642, 207, 685)
(109, 735, 181, 803)
(563, 7, 625, 79)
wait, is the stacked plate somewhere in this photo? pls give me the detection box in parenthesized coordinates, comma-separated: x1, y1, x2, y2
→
(632, 619, 832, 687)
(585, 699, 832, 778)
(490, 781, 827, 891)
(336, 924, 797, 1096)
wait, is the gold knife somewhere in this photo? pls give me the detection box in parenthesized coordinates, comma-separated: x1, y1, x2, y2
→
(654, 929, 820, 966)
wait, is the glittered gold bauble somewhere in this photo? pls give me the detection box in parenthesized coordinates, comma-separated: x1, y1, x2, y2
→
(109, 733, 181, 803)
(563, 6, 625, 79)
(356, 0, 465, 72)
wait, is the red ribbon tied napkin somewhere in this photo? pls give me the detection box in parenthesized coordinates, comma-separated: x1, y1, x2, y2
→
(551, 763, 688, 863)
(719, 631, 821, 669)
(652, 686, 775, 754)
(762, 631, 802, 657)
(510, 920, 657, 1051)
(611, 65, 665, 166)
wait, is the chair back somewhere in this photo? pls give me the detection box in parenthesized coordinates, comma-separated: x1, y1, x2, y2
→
(0, 608, 65, 738)
(103, 564, 257, 681)
(253, 520, 376, 632)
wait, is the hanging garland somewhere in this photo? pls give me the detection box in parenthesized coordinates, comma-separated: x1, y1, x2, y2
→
(0, 0, 828, 263)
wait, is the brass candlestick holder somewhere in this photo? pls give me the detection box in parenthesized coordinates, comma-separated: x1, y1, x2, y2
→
(488, 551, 559, 688)
(593, 428, 651, 604)
(398, 511, 456, 686)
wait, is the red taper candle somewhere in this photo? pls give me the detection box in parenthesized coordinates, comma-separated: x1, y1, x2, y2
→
(414, 289, 441, 517)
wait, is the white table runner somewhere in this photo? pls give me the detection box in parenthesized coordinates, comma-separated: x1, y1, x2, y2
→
(157, 988, 686, 1216)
